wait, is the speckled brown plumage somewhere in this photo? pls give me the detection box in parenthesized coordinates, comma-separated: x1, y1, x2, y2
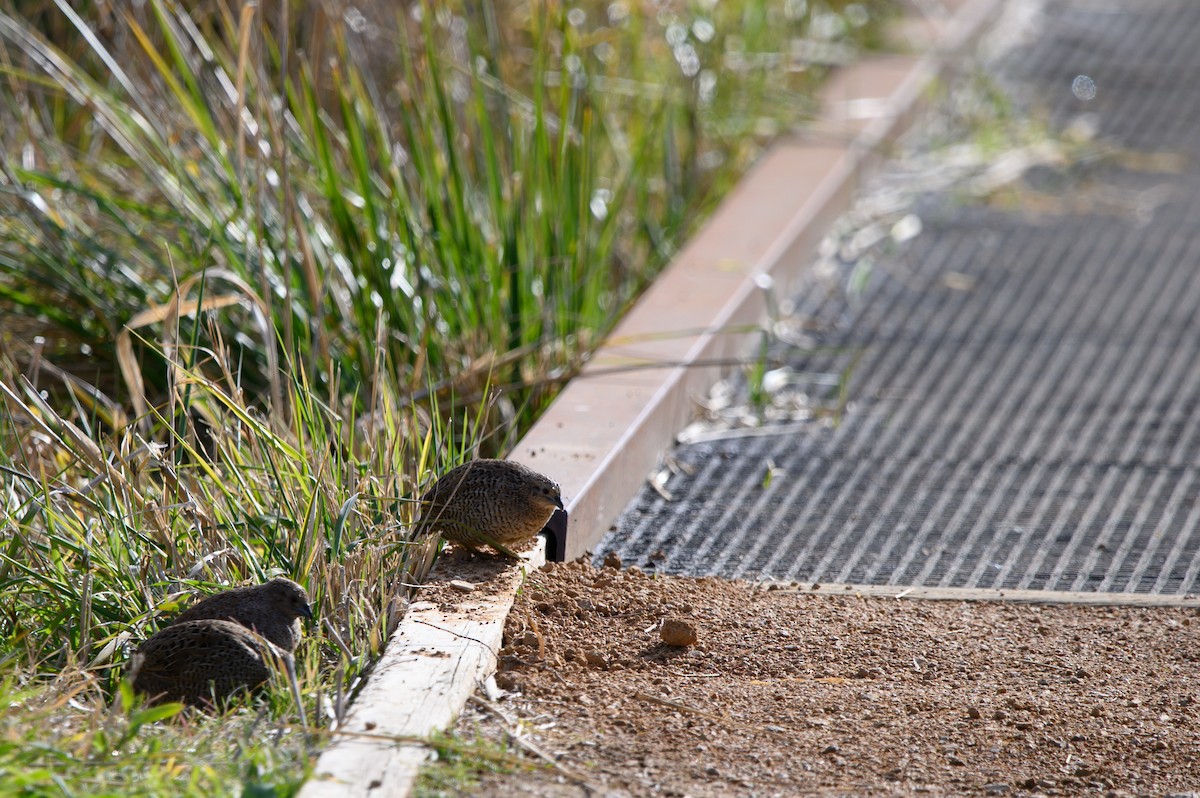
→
(131, 619, 277, 707)
(170, 577, 311, 651)
(415, 459, 563, 557)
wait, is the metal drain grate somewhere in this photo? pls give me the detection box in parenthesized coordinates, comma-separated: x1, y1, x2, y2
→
(598, 0, 1200, 595)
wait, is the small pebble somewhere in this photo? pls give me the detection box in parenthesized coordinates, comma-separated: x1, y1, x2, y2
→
(967, 706, 982, 720)
(449, 580, 476, 593)
(513, 630, 541, 650)
(660, 619, 699, 647)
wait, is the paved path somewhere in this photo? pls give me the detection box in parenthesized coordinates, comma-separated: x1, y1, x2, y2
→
(600, 0, 1200, 595)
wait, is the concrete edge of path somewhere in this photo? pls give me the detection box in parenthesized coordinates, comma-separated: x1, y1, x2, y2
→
(511, 0, 1006, 562)
(299, 539, 547, 798)
(298, 1, 1005, 795)
(768, 582, 1200, 607)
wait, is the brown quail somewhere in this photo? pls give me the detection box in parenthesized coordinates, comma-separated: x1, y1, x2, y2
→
(414, 459, 563, 558)
(130, 619, 278, 707)
(170, 577, 312, 651)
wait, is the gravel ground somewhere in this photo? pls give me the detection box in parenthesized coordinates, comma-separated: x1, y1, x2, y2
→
(430, 558, 1200, 797)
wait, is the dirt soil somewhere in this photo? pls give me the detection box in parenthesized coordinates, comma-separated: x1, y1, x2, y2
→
(437, 557, 1200, 798)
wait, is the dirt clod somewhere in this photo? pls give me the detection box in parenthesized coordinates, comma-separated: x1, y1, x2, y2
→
(493, 671, 519, 692)
(659, 618, 698, 647)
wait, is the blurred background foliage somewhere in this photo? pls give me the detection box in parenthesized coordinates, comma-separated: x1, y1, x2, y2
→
(0, 0, 884, 447)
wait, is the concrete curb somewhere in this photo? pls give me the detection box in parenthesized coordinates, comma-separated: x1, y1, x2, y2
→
(298, 1, 1005, 794)
(514, 0, 1006, 561)
(299, 540, 547, 798)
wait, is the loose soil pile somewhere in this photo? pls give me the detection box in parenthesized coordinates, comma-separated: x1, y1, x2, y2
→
(440, 558, 1200, 797)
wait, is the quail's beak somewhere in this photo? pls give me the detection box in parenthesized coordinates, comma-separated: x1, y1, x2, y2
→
(299, 603, 314, 620)
(553, 495, 564, 510)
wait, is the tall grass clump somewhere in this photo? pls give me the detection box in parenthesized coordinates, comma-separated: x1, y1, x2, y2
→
(0, 0, 891, 792)
(0, 339, 471, 793)
(0, 0, 886, 435)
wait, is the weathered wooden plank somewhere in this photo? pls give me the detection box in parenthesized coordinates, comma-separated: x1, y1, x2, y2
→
(298, 539, 546, 798)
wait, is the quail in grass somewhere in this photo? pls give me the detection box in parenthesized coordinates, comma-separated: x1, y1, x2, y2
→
(170, 577, 312, 652)
(414, 458, 563, 558)
(130, 619, 280, 707)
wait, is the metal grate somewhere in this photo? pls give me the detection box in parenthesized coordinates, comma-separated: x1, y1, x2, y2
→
(598, 0, 1200, 595)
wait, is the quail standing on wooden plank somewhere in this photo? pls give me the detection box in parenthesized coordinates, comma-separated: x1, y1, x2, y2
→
(130, 618, 280, 707)
(414, 459, 563, 558)
(170, 577, 312, 651)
